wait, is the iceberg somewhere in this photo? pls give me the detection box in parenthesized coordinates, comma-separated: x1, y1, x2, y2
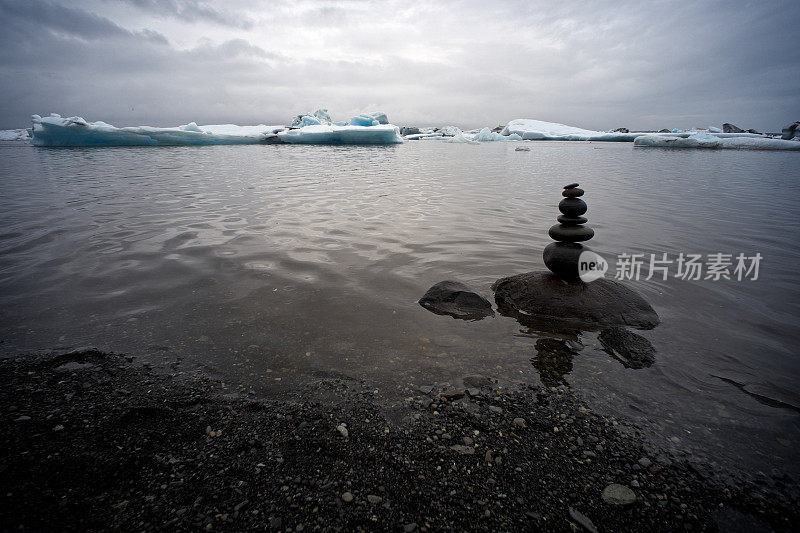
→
(445, 131, 479, 144)
(471, 127, 522, 142)
(633, 132, 800, 150)
(501, 119, 644, 141)
(31, 114, 284, 147)
(277, 124, 403, 144)
(0, 128, 31, 141)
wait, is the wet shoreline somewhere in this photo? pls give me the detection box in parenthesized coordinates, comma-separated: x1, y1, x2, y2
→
(1, 349, 796, 531)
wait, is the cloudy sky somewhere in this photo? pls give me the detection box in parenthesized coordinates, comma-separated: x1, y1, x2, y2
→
(1, 0, 798, 131)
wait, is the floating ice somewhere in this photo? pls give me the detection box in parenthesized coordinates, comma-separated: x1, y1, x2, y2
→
(708, 126, 722, 133)
(471, 127, 522, 142)
(501, 119, 643, 141)
(634, 132, 800, 150)
(277, 124, 403, 144)
(0, 128, 31, 141)
(30, 114, 284, 147)
(446, 131, 479, 144)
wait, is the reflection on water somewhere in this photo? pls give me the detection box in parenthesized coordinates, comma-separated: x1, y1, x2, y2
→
(0, 140, 799, 478)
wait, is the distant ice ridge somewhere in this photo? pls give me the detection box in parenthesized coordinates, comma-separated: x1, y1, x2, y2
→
(30, 114, 284, 147)
(634, 132, 800, 150)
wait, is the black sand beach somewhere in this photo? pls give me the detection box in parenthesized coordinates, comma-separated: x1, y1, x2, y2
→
(1, 350, 796, 532)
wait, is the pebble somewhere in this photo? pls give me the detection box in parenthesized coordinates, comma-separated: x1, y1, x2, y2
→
(14, 416, 31, 422)
(564, 183, 580, 189)
(341, 492, 353, 503)
(336, 424, 349, 439)
(367, 495, 382, 504)
(562, 188, 585, 198)
(638, 457, 652, 468)
(488, 406, 503, 414)
(403, 523, 417, 532)
(601, 483, 637, 505)
(418, 385, 433, 394)
(513, 417, 527, 428)
(568, 506, 598, 533)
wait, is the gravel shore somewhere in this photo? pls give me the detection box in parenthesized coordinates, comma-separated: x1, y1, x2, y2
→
(1, 350, 796, 531)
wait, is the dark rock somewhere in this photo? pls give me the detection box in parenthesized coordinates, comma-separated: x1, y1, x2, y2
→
(492, 271, 660, 330)
(658, 129, 671, 133)
(781, 121, 799, 140)
(601, 483, 636, 505)
(418, 280, 494, 320)
(564, 183, 580, 189)
(598, 326, 656, 369)
(562, 188, 585, 198)
(558, 198, 587, 217)
(746, 128, 762, 134)
(463, 375, 493, 389)
(611, 127, 629, 134)
(723, 123, 744, 134)
(400, 127, 421, 136)
(557, 215, 588, 225)
(542, 242, 587, 281)
(491, 125, 504, 133)
(569, 507, 598, 533)
(548, 224, 594, 243)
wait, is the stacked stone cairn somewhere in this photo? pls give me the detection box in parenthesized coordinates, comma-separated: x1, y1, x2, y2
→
(543, 183, 595, 281)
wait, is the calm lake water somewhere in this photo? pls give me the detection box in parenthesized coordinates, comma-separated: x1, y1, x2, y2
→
(1, 140, 799, 478)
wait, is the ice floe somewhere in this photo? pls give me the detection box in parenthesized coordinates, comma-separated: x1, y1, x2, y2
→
(501, 119, 644, 141)
(0, 128, 31, 141)
(634, 132, 800, 150)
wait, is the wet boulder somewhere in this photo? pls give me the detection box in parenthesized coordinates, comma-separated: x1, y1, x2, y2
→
(491, 271, 659, 330)
(598, 326, 656, 369)
(418, 280, 494, 320)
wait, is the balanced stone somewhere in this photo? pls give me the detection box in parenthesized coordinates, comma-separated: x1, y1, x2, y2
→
(564, 183, 580, 189)
(557, 215, 587, 225)
(561, 188, 584, 198)
(548, 224, 594, 243)
(558, 197, 587, 217)
(543, 242, 586, 280)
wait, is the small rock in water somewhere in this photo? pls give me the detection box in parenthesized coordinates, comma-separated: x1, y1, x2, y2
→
(601, 483, 636, 505)
(514, 146, 531, 151)
(418, 280, 494, 320)
(561, 187, 585, 198)
(599, 327, 656, 369)
(336, 424, 349, 439)
(564, 183, 580, 189)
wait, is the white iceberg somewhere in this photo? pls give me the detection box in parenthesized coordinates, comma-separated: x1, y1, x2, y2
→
(0, 128, 31, 141)
(31, 114, 284, 147)
(277, 124, 403, 144)
(445, 131, 479, 144)
(633, 131, 800, 150)
(471, 127, 522, 142)
(501, 118, 644, 141)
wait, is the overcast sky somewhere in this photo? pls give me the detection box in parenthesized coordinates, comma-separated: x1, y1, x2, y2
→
(1, 0, 798, 131)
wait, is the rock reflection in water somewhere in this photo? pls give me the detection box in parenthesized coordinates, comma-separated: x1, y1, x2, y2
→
(531, 337, 581, 387)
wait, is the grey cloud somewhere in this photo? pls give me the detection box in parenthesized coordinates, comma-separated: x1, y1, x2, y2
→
(0, 0, 798, 131)
(114, 0, 253, 29)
